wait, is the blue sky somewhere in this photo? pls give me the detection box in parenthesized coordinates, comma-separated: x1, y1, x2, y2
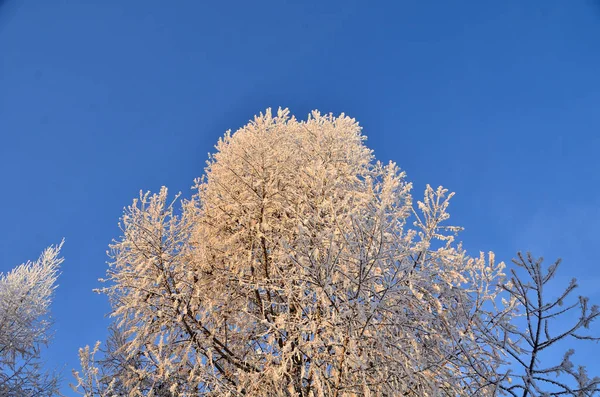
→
(1, 0, 599, 394)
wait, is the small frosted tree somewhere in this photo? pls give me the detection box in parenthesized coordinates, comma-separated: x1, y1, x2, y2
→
(0, 242, 63, 396)
(73, 109, 598, 396)
(497, 253, 600, 396)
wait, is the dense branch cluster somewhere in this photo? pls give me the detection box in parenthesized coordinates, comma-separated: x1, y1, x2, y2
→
(69, 109, 599, 396)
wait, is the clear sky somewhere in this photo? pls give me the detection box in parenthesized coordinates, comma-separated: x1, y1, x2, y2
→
(1, 1, 599, 395)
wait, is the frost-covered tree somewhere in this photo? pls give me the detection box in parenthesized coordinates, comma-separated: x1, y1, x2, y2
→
(73, 109, 598, 396)
(0, 242, 63, 397)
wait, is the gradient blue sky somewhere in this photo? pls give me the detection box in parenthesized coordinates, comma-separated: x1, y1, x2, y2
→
(1, 1, 599, 394)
